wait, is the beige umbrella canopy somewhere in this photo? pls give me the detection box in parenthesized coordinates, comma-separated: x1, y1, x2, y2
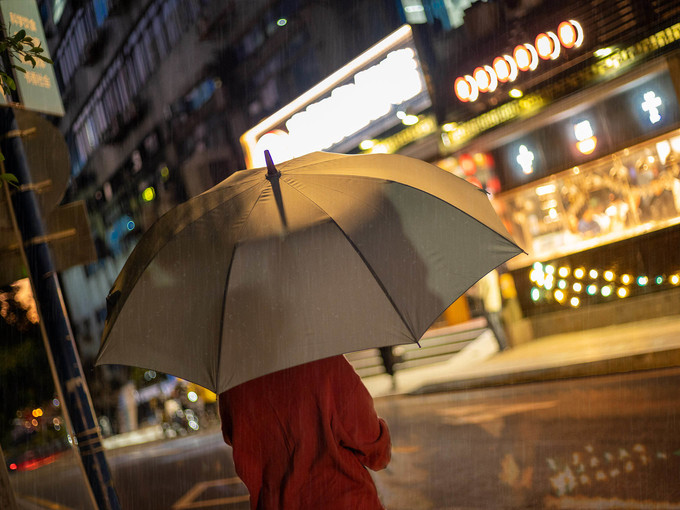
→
(96, 151, 522, 393)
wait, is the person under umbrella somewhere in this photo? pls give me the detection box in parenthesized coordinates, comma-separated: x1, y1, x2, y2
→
(219, 355, 391, 509)
(97, 151, 523, 508)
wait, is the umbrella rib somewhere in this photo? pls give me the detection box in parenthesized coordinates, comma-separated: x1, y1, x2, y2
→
(213, 184, 270, 391)
(278, 178, 420, 342)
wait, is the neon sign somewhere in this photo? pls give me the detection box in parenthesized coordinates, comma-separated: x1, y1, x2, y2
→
(641, 91, 662, 124)
(516, 145, 535, 174)
(574, 120, 597, 155)
(454, 20, 584, 103)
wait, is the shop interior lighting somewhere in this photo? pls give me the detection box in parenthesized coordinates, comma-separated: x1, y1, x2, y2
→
(586, 284, 598, 295)
(570, 297, 580, 307)
(574, 268, 585, 279)
(536, 183, 556, 196)
(573, 282, 583, 292)
(670, 274, 680, 285)
(637, 276, 648, 286)
(604, 270, 615, 281)
(276, 18, 287, 26)
(554, 289, 566, 302)
(509, 88, 523, 98)
(621, 274, 632, 284)
(531, 287, 540, 301)
(601, 285, 613, 297)
(558, 279, 568, 289)
(617, 287, 628, 298)
(558, 267, 570, 277)
(589, 269, 598, 279)
(655, 276, 664, 285)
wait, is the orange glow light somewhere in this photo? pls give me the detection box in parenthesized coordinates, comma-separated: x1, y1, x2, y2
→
(493, 56, 511, 82)
(576, 136, 597, 154)
(473, 67, 491, 92)
(535, 33, 554, 59)
(558, 21, 577, 48)
(514, 45, 531, 71)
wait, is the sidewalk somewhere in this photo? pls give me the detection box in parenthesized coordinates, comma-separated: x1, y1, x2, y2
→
(363, 314, 680, 399)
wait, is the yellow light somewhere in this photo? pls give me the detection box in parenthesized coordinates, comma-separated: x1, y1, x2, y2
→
(442, 123, 454, 132)
(621, 274, 632, 285)
(32, 408, 43, 418)
(402, 114, 419, 126)
(359, 139, 376, 150)
(370, 143, 388, 154)
(670, 274, 680, 285)
(142, 186, 156, 202)
(594, 47, 613, 58)
(574, 268, 585, 279)
(617, 287, 628, 298)
(570, 297, 580, 307)
(604, 270, 615, 281)
(160, 166, 170, 179)
(558, 267, 569, 278)
(601, 285, 612, 297)
(589, 269, 598, 279)
(576, 136, 597, 155)
(554, 289, 565, 302)
(545, 265, 555, 275)
(31, 419, 38, 427)
(509, 88, 523, 98)
(573, 282, 583, 292)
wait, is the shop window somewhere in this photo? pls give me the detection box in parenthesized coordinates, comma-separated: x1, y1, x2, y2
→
(496, 127, 680, 263)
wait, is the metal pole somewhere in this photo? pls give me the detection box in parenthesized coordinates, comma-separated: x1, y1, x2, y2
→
(0, 108, 121, 510)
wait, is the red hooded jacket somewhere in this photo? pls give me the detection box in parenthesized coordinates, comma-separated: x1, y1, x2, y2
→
(219, 355, 391, 509)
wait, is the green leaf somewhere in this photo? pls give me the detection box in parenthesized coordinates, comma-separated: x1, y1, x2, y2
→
(1, 73, 16, 90)
(14, 29, 26, 41)
(0, 173, 19, 187)
(11, 65, 26, 73)
(36, 55, 53, 64)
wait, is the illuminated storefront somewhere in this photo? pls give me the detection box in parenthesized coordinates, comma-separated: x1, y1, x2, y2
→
(436, 16, 680, 334)
(240, 24, 433, 168)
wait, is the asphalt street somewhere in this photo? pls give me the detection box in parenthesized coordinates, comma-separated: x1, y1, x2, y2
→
(12, 366, 680, 509)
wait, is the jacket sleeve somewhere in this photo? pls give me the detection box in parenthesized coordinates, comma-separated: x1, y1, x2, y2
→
(335, 369, 391, 471)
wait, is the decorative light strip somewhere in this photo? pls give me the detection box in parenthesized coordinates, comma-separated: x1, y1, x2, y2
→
(454, 20, 584, 103)
(528, 262, 680, 308)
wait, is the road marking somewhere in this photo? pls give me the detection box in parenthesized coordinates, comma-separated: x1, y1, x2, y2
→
(18, 495, 74, 510)
(172, 477, 249, 509)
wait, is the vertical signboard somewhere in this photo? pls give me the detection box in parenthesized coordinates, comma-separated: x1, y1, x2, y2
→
(0, 0, 65, 116)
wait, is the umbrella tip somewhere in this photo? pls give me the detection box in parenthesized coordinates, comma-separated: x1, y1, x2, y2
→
(264, 150, 280, 178)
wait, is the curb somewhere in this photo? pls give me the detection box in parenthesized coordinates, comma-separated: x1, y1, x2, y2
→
(409, 348, 680, 395)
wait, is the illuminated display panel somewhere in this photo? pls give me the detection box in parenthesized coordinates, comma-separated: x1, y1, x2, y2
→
(240, 25, 432, 168)
(490, 69, 680, 189)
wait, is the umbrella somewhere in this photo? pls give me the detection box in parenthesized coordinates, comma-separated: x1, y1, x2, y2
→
(96, 151, 522, 393)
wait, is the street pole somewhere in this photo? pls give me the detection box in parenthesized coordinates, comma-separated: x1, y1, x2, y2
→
(1, 108, 121, 509)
